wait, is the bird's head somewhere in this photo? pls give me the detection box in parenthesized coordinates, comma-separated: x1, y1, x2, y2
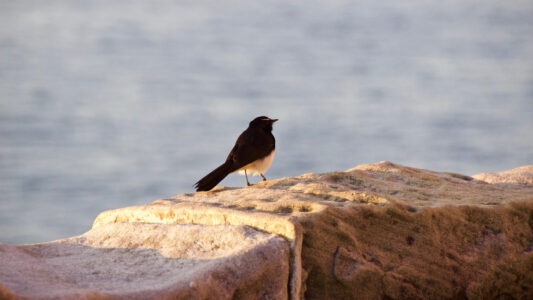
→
(250, 116, 278, 131)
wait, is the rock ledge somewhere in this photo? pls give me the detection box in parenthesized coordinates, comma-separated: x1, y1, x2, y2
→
(2, 162, 533, 299)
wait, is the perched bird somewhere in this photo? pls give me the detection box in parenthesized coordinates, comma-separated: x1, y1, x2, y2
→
(194, 116, 278, 191)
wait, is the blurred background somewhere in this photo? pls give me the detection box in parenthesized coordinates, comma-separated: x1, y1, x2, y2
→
(1, 0, 532, 244)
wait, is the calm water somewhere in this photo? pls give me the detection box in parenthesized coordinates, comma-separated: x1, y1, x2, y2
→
(1, 0, 532, 244)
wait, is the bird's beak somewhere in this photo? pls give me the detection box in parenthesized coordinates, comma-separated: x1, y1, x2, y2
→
(271, 119, 278, 122)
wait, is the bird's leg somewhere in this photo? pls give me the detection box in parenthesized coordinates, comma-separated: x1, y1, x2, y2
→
(260, 173, 267, 181)
(245, 169, 251, 186)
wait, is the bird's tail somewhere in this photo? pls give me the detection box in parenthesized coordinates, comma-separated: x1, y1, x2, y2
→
(194, 161, 232, 191)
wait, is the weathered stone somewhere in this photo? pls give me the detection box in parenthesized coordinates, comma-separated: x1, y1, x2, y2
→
(2, 162, 533, 299)
(0, 223, 289, 299)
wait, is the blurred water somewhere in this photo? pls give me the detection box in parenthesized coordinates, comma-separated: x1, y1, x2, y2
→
(1, 0, 532, 244)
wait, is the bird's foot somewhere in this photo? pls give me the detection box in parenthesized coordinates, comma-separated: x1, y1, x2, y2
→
(260, 173, 267, 181)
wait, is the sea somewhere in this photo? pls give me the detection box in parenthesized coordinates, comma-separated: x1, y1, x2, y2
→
(1, 0, 532, 244)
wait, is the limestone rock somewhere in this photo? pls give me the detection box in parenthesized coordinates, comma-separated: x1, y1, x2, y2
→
(92, 161, 533, 299)
(0, 223, 290, 299)
(473, 165, 533, 184)
(2, 162, 533, 299)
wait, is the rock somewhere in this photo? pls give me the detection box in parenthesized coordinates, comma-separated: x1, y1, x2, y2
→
(473, 165, 533, 184)
(2, 162, 533, 299)
(0, 223, 290, 299)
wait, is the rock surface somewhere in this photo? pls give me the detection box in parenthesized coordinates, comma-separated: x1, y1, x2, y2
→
(2, 161, 533, 299)
(0, 223, 289, 299)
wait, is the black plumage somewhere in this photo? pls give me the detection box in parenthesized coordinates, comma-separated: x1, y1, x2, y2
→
(194, 116, 277, 191)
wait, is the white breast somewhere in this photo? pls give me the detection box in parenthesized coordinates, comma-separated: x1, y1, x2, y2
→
(237, 150, 275, 176)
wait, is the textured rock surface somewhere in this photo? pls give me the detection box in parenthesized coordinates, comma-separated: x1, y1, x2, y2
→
(473, 165, 533, 184)
(2, 161, 533, 299)
(0, 223, 289, 299)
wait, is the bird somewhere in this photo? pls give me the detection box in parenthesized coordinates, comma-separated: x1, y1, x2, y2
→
(194, 116, 278, 191)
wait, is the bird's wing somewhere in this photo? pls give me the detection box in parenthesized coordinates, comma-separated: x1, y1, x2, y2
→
(226, 129, 274, 172)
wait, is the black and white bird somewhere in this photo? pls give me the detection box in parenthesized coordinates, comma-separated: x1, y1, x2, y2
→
(194, 116, 278, 191)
